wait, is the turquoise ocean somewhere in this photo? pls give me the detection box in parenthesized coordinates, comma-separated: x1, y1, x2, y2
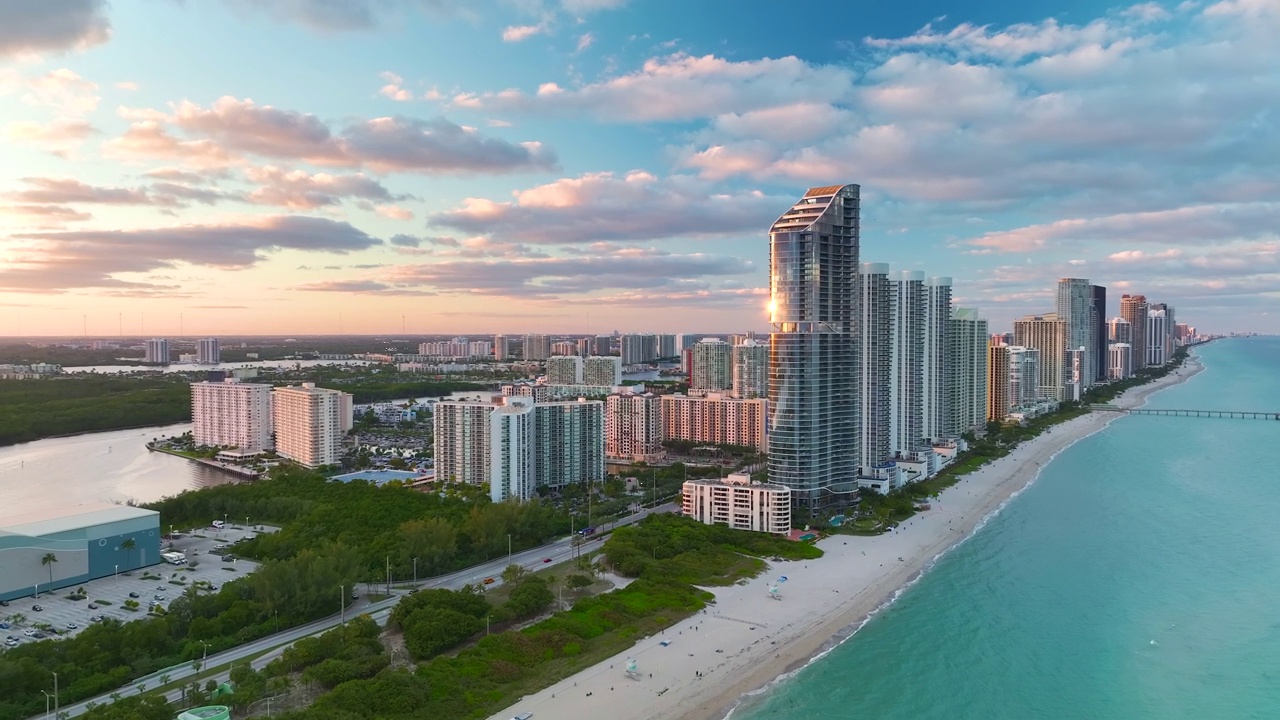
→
(734, 337, 1280, 720)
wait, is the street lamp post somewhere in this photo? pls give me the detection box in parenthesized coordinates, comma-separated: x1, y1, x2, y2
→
(340, 585, 346, 626)
(507, 534, 512, 567)
(40, 691, 49, 719)
(199, 641, 209, 671)
(486, 615, 491, 636)
(413, 557, 418, 584)
(53, 670, 58, 714)
(114, 565, 118, 578)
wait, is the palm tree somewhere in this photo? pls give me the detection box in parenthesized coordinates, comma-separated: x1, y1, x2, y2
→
(41, 553, 57, 587)
(121, 538, 137, 570)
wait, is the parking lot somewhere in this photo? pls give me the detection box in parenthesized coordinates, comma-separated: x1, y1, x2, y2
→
(2, 523, 271, 649)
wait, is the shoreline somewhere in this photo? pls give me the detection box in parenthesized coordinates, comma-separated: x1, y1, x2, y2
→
(486, 354, 1206, 720)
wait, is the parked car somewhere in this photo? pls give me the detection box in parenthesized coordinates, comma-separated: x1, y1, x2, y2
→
(0, 600, 9, 606)
(66, 623, 78, 630)
(32, 605, 43, 612)
(22, 629, 36, 637)
(511, 712, 534, 720)
(87, 604, 98, 610)
(31, 632, 45, 639)
(222, 555, 236, 562)
(153, 594, 165, 601)
(0, 623, 9, 630)
(3, 639, 17, 647)
(129, 592, 140, 598)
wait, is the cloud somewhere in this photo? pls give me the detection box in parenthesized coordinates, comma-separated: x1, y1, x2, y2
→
(368, 249, 756, 298)
(4, 119, 98, 155)
(116, 81, 139, 91)
(107, 97, 558, 174)
(0, 0, 111, 58)
(575, 33, 595, 53)
(376, 205, 414, 220)
(379, 72, 413, 101)
(243, 166, 401, 208)
(967, 202, 1280, 252)
(0, 204, 94, 226)
(6, 177, 158, 206)
(451, 53, 856, 122)
(1, 216, 382, 291)
(220, 0, 466, 31)
(428, 171, 783, 243)
(294, 279, 436, 295)
(502, 24, 546, 42)
(22, 68, 99, 114)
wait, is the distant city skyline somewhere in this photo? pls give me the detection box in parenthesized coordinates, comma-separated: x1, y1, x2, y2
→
(2, 1, 1277, 335)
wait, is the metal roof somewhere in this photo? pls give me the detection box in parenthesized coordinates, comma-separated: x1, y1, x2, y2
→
(0, 502, 158, 537)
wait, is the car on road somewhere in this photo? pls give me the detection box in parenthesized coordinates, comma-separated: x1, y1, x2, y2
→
(128, 592, 140, 598)
(543, 558, 552, 563)
(483, 577, 495, 585)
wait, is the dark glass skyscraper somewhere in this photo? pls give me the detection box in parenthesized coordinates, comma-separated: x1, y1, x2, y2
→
(1091, 284, 1107, 382)
(767, 184, 860, 516)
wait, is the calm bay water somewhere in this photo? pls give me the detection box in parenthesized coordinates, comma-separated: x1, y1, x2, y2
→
(736, 337, 1280, 720)
(0, 423, 238, 516)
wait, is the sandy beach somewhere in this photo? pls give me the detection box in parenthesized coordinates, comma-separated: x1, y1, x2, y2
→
(487, 357, 1204, 720)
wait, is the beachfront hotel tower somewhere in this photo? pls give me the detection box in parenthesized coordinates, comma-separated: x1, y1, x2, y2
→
(768, 184, 860, 515)
(858, 263, 893, 474)
(1120, 294, 1149, 371)
(889, 270, 926, 459)
(923, 277, 954, 441)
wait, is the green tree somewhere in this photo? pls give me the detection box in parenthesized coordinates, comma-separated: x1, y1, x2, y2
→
(41, 552, 58, 587)
(500, 563, 527, 586)
(398, 517, 457, 577)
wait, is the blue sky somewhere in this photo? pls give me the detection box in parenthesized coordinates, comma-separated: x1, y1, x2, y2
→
(0, 0, 1276, 336)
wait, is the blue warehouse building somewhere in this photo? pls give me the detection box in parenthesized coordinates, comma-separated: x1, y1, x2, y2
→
(0, 503, 161, 602)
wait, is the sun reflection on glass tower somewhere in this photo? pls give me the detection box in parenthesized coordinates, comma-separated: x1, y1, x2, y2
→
(767, 184, 860, 516)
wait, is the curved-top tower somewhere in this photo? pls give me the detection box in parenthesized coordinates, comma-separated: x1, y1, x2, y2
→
(767, 184, 860, 516)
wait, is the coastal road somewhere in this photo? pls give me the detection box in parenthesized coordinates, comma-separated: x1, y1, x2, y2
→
(43, 502, 678, 719)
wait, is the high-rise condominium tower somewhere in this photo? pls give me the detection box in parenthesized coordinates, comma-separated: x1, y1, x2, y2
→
(523, 334, 550, 361)
(1090, 285, 1107, 382)
(1057, 278, 1094, 390)
(732, 339, 769, 400)
(987, 344, 1011, 422)
(582, 355, 623, 386)
(690, 338, 732, 392)
(768, 184, 860, 514)
(493, 335, 510, 360)
(858, 263, 892, 473)
(196, 338, 220, 364)
(1014, 314, 1069, 401)
(922, 277, 953, 441)
(145, 338, 170, 364)
(1147, 305, 1169, 366)
(889, 270, 925, 458)
(546, 356, 583, 384)
(1120, 294, 1149, 370)
(948, 308, 989, 434)
(191, 378, 272, 452)
(271, 383, 354, 468)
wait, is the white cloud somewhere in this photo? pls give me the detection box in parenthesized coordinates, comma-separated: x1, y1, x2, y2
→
(502, 24, 546, 42)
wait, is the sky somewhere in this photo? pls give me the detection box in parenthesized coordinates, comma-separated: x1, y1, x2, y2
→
(0, 0, 1277, 337)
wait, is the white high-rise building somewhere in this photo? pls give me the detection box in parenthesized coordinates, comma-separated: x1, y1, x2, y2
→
(433, 399, 497, 485)
(889, 271, 926, 459)
(922, 277, 953, 441)
(858, 263, 892, 473)
(546, 355, 583, 384)
(435, 396, 604, 500)
(523, 334, 550, 361)
(490, 398, 536, 503)
(605, 392, 663, 461)
(271, 383, 354, 468)
(145, 338, 170, 364)
(1147, 307, 1169, 366)
(583, 355, 622, 386)
(731, 340, 769, 400)
(191, 378, 272, 453)
(948, 308, 989, 434)
(195, 338, 220, 365)
(1108, 343, 1133, 380)
(1009, 346, 1041, 408)
(1057, 278, 1095, 387)
(691, 338, 732, 392)
(683, 474, 791, 536)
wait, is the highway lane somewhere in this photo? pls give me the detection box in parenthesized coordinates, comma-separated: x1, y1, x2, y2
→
(43, 502, 677, 719)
